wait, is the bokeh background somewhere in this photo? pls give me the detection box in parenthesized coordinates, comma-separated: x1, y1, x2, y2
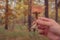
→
(0, 0, 60, 40)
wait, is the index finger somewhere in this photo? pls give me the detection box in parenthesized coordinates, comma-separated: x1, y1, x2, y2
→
(36, 19, 51, 26)
(38, 17, 50, 22)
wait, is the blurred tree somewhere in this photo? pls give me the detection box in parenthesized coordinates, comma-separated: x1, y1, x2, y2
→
(28, 0, 32, 31)
(45, 0, 49, 18)
(55, 0, 58, 21)
(5, 0, 9, 30)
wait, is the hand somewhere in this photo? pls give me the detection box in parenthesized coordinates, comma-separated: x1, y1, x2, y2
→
(36, 17, 60, 40)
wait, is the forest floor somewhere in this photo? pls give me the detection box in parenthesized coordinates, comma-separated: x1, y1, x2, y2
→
(0, 24, 49, 40)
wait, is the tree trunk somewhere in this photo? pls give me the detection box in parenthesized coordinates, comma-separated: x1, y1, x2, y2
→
(28, 0, 32, 31)
(5, 0, 9, 30)
(45, 0, 49, 18)
(55, 0, 58, 21)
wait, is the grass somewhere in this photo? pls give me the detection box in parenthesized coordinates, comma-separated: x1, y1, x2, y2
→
(0, 25, 49, 40)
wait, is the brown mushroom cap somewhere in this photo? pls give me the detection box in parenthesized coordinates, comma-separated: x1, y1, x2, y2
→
(32, 5, 44, 13)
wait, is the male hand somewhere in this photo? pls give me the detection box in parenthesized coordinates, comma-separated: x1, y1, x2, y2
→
(36, 17, 60, 40)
